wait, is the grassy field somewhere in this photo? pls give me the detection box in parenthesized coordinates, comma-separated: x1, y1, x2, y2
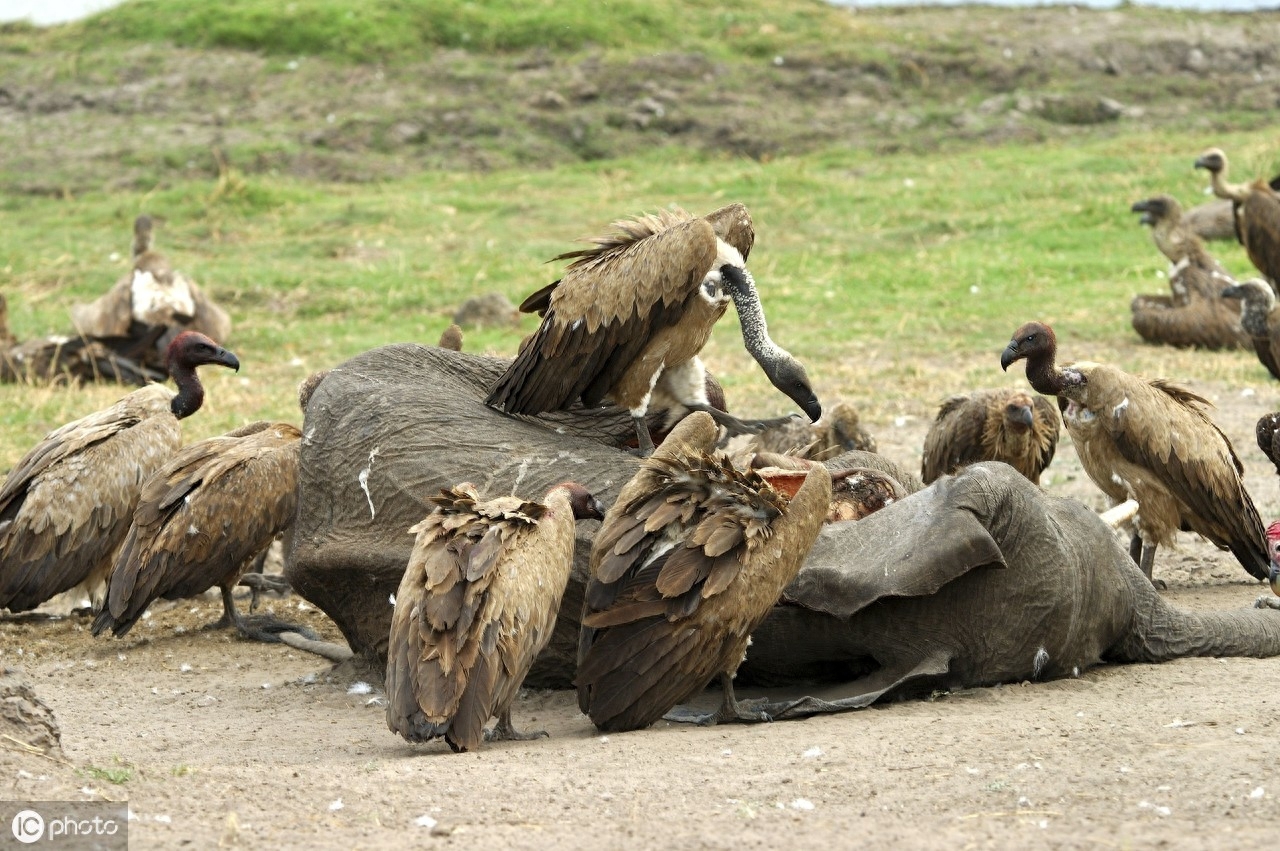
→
(1, 0, 1277, 467)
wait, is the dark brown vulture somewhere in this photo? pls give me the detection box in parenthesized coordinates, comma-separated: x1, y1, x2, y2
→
(1257, 412, 1280, 478)
(385, 481, 605, 752)
(437, 324, 464, 352)
(921, 388, 1060, 486)
(70, 215, 232, 376)
(90, 421, 304, 641)
(0, 332, 240, 613)
(575, 413, 831, 731)
(1001, 321, 1268, 584)
(1128, 196, 1249, 350)
(1195, 148, 1280, 291)
(485, 204, 821, 454)
(750, 400, 877, 459)
(1265, 522, 1280, 604)
(1220, 279, 1280, 379)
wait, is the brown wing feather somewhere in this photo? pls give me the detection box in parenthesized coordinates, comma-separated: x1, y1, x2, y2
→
(94, 422, 301, 636)
(920, 393, 988, 484)
(1241, 183, 1280, 285)
(1029, 394, 1061, 479)
(485, 215, 718, 415)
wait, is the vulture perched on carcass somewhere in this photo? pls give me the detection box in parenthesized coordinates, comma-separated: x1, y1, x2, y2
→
(90, 419, 306, 642)
(1195, 148, 1280, 291)
(485, 204, 822, 455)
(70, 215, 232, 377)
(1220, 279, 1280, 379)
(749, 400, 877, 459)
(920, 388, 1060, 485)
(1128, 195, 1249, 350)
(575, 413, 831, 731)
(0, 332, 240, 613)
(385, 481, 605, 752)
(1001, 321, 1269, 584)
(1256, 412, 1280, 478)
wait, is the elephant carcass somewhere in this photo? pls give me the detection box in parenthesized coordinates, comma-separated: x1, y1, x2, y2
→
(735, 462, 1280, 719)
(288, 343, 645, 678)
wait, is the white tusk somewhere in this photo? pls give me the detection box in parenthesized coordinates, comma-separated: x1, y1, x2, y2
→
(1100, 499, 1140, 529)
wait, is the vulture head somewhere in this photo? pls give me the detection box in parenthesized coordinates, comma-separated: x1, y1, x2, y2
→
(1221, 279, 1275, 336)
(1000, 321, 1056, 372)
(1131, 196, 1180, 228)
(1266, 520, 1280, 597)
(1003, 393, 1037, 431)
(165, 330, 241, 419)
(1194, 148, 1228, 176)
(552, 481, 607, 521)
(132, 214, 154, 258)
(298, 369, 332, 412)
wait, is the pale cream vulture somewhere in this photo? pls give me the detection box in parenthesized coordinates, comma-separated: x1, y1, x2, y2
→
(485, 204, 822, 454)
(0, 332, 240, 613)
(575, 412, 830, 731)
(386, 481, 605, 752)
(1195, 148, 1280, 291)
(1001, 321, 1268, 583)
(921, 388, 1060, 485)
(1220, 279, 1280, 379)
(90, 421, 304, 641)
(1128, 195, 1249, 350)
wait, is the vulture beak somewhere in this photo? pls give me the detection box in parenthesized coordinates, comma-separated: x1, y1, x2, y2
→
(1011, 405, 1035, 428)
(588, 496, 607, 521)
(798, 393, 822, 424)
(212, 347, 241, 372)
(1193, 155, 1214, 172)
(999, 340, 1021, 372)
(1130, 200, 1155, 226)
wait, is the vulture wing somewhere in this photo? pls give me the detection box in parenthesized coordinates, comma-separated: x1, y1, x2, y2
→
(97, 422, 301, 636)
(920, 394, 986, 484)
(1241, 184, 1280, 285)
(0, 384, 179, 612)
(575, 413, 830, 731)
(386, 486, 574, 752)
(485, 211, 719, 415)
(1102, 375, 1268, 579)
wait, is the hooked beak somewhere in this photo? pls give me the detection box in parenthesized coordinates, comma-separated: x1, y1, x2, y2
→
(797, 393, 822, 424)
(1130, 200, 1155, 226)
(1193, 155, 1215, 172)
(1011, 405, 1034, 428)
(589, 496, 607, 520)
(999, 341, 1021, 372)
(213, 347, 241, 372)
(1270, 559, 1279, 595)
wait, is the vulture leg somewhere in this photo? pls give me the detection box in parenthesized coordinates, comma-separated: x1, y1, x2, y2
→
(211, 585, 319, 643)
(1138, 541, 1167, 590)
(663, 673, 774, 726)
(484, 707, 548, 743)
(236, 550, 290, 613)
(1128, 533, 1143, 565)
(632, 415, 657, 456)
(688, 404, 803, 437)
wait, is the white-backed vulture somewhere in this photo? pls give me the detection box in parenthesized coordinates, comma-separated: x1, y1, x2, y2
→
(0, 332, 240, 613)
(1195, 149, 1280, 291)
(575, 413, 831, 731)
(1128, 196, 1249, 350)
(921, 388, 1060, 485)
(485, 204, 822, 455)
(750, 400, 877, 459)
(1220, 279, 1280, 379)
(1001, 321, 1268, 583)
(386, 481, 605, 752)
(90, 421, 304, 641)
(70, 215, 233, 375)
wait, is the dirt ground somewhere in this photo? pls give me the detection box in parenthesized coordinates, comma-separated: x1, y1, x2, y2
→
(4, 344, 1280, 850)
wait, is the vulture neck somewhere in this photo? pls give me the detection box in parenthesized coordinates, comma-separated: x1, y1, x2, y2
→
(722, 267, 793, 374)
(1151, 219, 1206, 266)
(1239, 291, 1276, 337)
(1023, 348, 1068, 398)
(1208, 168, 1250, 203)
(169, 362, 206, 420)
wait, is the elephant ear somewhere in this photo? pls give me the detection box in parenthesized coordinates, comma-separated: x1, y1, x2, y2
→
(783, 469, 1008, 617)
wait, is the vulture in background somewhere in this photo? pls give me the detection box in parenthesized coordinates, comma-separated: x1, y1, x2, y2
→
(921, 388, 1060, 485)
(1001, 321, 1268, 584)
(749, 400, 877, 459)
(575, 413, 831, 731)
(1195, 148, 1280, 291)
(437, 324, 464, 352)
(0, 332, 240, 613)
(1256, 412, 1280, 478)
(485, 204, 822, 455)
(386, 481, 605, 752)
(1265, 522, 1280, 606)
(1221, 279, 1280, 379)
(70, 215, 232, 377)
(1128, 196, 1249, 350)
(90, 418, 306, 643)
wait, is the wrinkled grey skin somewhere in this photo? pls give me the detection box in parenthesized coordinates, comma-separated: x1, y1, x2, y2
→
(290, 346, 1280, 704)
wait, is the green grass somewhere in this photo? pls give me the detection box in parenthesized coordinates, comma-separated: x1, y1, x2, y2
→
(1, 124, 1275, 465)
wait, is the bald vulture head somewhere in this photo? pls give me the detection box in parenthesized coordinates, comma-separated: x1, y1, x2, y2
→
(550, 481, 607, 521)
(1131, 196, 1181, 228)
(165, 331, 240, 419)
(1194, 148, 1228, 176)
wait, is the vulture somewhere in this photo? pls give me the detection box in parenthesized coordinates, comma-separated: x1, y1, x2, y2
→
(0, 332, 240, 613)
(385, 481, 605, 752)
(485, 204, 822, 455)
(1195, 148, 1280, 290)
(1266, 522, 1280, 604)
(1220, 279, 1280, 379)
(1256, 412, 1280, 478)
(920, 388, 1060, 485)
(750, 400, 877, 459)
(437, 324, 464, 352)
(90, 419, 305, 642)
(1000, 321, 1268, 583)
(575, 413, 831, 731)
(70, 215, 232, 376)
(1128, 196, 1249, 350)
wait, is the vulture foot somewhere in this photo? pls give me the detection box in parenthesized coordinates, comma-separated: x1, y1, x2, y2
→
(691, 404, 804, 437)
(213, 587, 319, 643)
(663, 673, 776, 726)
(238, 571, 291, 612)
(484, 709, 548, 743)
(1254, 595, 1280, 610)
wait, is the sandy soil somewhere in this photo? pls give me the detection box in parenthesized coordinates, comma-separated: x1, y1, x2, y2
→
(4, 350, 1280, 850)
